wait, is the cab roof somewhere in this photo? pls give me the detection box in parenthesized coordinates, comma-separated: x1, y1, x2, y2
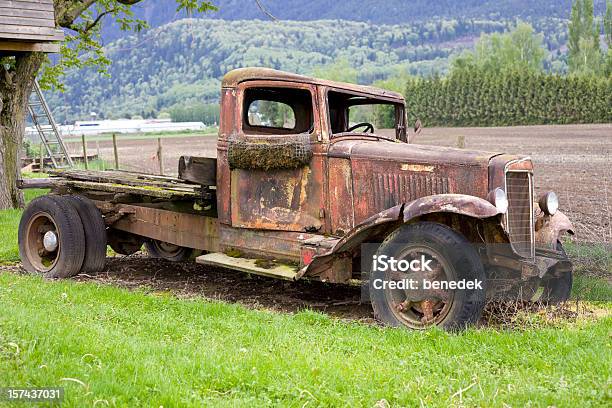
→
(222, 68, 405, 102)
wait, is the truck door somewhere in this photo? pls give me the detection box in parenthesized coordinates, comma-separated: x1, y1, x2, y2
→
(229, 82, 324, 232)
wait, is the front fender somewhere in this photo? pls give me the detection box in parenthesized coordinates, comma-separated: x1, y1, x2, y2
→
(402, 193, 502, 222)
(535, 210, 574, 249)
(300, 194, 502, 281)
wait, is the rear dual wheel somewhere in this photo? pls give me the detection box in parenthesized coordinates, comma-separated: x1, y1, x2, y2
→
(19, 195, 107, 278)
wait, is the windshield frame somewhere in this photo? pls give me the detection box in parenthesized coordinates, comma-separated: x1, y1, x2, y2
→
(325, 87, 407, 142)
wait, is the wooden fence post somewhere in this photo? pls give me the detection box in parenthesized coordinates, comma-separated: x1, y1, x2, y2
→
(39, 143, 44, 173)
(81, 134, 88, 170)
(456, 135, 466, 149)
(112, 133, 119, 169)
(157, 137, 164, 175)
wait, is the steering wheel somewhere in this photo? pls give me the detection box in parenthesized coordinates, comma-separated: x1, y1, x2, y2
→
(347, 122, 375, 133)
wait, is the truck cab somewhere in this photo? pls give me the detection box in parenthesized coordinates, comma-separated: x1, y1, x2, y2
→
(18, 68, 574, 330)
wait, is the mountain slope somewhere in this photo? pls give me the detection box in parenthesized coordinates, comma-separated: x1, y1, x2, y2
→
(101, 0, 595, 41)
(51, 16, 570, 122)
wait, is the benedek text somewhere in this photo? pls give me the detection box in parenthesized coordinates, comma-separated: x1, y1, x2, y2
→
(372, 279, 483, 290)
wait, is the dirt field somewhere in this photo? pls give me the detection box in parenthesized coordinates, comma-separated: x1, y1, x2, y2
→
(1, 256, 598, 328)
(65, 124, 612, 243)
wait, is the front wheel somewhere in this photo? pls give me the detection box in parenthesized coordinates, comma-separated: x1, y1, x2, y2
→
(536, 241, 573, 304)
(369, 222, 486, 330)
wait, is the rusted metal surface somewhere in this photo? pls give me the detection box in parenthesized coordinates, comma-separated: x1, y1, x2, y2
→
(301, 194, 503, 283)
(327, 158, 354, 235)
(402, 194, 501, 222)
(301, 205, 404, 282)
(224, 80, 325, 233)
(230, 165, 323, 231)
(178, 156, 217, 186)
(217, 87, 236, 225)
(333, 139, 494, 223)
(101, 203, 219, 252)
(535, 210, 575, 250)
(488, 154, 533, 189)
(329, 138, 499, 165)
(219, 224, 319, 261)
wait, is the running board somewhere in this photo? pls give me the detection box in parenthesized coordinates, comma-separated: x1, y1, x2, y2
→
(195, 253, 299, 280)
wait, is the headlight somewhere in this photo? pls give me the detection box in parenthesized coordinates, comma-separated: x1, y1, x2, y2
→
(538, 191, 558, 215)
(488, 188, 508, 213)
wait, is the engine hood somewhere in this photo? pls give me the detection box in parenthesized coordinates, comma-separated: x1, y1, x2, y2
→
(328, 138, 503, 223)
(329, 138, 501, 166)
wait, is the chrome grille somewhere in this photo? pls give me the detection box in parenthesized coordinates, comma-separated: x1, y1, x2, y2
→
(505, 171, 534, 258)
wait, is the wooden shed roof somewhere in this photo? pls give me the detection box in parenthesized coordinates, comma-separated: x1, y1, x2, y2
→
(0, 0, 64, 53)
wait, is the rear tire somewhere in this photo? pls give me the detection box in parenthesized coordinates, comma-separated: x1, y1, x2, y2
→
(18, 195, 85, 278)
(64, 195, 107, 273)
(369, 222, 486, 331)
(145, 240, 193, 262)
(107, 229, 144, 255)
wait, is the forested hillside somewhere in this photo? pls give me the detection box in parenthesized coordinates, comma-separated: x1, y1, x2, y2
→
(101, 0, 604, 39)
(50, 17, 570, 122)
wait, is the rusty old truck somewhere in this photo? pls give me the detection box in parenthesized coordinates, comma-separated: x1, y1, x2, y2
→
(18, 68, 574, 330)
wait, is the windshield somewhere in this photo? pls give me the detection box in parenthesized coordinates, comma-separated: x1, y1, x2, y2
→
(328, 90, 406, 141)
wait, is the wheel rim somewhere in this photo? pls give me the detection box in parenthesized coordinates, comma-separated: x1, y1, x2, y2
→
(24, 212, 61, 272)
(383, 244, 455, 329)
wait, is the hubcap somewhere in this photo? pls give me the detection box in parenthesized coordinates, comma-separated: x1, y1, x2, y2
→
(43, 231, 58, 252)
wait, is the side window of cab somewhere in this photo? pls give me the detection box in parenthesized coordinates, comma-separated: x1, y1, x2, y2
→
(242, 87, 314, 135)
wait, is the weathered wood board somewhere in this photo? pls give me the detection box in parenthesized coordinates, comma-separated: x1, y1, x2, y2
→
(0, 0, 64, 52)
(46, 169, 210, 200)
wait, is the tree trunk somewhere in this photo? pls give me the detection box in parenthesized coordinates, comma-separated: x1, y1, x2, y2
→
(0, 52, 45, 209)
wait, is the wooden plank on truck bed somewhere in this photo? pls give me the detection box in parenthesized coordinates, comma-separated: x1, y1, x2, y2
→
(53, 179, 200, 200)
(48, 169, 202, 190)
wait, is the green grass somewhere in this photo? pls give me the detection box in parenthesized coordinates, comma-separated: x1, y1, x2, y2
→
(1, 183, 610, 405)
(0, 272, 610, 407)
(73, 158, 110, 171)
(0, 187, 47, 264)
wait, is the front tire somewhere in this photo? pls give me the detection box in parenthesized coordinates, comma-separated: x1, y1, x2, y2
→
(369, 222, 486, 330)
(537, 241, 573, 304)
(18, 195, 86, 278)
